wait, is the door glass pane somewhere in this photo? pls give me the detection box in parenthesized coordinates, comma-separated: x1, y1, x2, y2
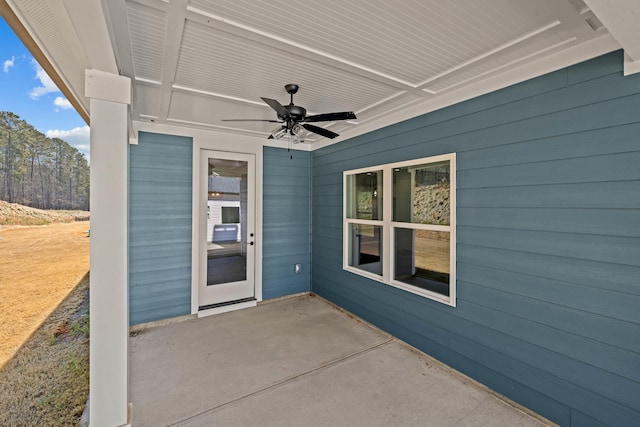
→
(394, 228, 450, 296)
(348, 223, 383, 275)
(206, 158, 248, 285)
(346, 170, 383, 220)
(393, 161, 450, 225)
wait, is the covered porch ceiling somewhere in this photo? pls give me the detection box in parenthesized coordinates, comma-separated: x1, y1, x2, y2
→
(2, 0, 640, 149)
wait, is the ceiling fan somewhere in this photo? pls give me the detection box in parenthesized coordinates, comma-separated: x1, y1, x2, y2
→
(222, 84, 357, 142)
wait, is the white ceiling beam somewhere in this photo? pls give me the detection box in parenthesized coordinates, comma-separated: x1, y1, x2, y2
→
(62, 0, 138, 140)
(101, 0, 135, 76)
(583, 0, 640, 75)
(85, 69, 131, 104)
(100, 0, 141, 143)
(157, 0, 189, 122)
(62, 0, 118, 74)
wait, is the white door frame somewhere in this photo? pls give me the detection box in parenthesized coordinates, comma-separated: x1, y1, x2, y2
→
(191, 136, 263, 316)
(198, 150, 255, 309)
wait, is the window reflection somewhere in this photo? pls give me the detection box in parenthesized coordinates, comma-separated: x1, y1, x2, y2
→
(349, 224, 382, 275)
(347, 171, 383, 220)
(393, 162, 450, 225)
(394, 228, 450, 296)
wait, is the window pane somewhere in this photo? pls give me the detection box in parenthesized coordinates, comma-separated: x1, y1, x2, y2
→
(346, 171, 383, 220)
(221, 206, 240, 223)
(393, 161, 449, 225)
(348, 223, 383, 275)
(206, 158, 247, 286)
(394, 228, 450, 296)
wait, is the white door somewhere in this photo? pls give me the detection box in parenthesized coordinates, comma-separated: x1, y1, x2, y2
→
(198, 150, 255, 310)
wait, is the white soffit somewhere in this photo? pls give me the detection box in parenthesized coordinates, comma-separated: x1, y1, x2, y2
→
(174, 19, 400, 113)
(119, 0, 620, 147)
(189, 0, 571, 87)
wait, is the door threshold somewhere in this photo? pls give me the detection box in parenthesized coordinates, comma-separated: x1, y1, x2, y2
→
(198, 297, 257, 318)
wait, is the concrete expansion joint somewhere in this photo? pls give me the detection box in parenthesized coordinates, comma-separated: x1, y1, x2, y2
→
(168, 338, 394, 426)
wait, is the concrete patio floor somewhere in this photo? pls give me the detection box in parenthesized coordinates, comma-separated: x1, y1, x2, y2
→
(129, 295, 553, 427)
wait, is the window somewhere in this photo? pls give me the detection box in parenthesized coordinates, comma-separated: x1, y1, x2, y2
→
(221, 206, 240, 223)
(343, 154, 456, 306)
(345, 170, 383, 275)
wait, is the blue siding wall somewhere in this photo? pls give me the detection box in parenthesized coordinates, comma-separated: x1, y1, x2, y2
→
(129, 131, 193, 325)
(311, 51, 640, 426)
(262, 147, 311, 299)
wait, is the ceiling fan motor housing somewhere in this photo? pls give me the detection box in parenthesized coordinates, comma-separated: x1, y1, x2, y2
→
(285, 104, 306, 120)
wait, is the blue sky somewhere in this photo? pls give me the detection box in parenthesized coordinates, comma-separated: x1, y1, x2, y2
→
(0, 17, 89, 158)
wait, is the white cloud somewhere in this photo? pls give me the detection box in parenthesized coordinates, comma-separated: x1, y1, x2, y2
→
(54, 96, 73, 110)
(3, 56, 15, 73)
(46, 126, 90, 159)
(29, 60, 59, 99)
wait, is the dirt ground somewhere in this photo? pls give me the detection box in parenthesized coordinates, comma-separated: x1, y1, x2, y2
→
(0, 221, 90, 368)
(416, 229, 450, 273)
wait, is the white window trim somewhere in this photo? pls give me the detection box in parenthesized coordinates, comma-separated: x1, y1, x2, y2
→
(343, 153, 456, 306)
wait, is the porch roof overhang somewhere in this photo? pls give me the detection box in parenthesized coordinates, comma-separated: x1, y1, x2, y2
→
(2, 0, 640, 150)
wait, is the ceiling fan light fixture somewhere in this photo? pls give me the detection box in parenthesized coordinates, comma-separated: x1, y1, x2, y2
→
(270, 126, 287, 140)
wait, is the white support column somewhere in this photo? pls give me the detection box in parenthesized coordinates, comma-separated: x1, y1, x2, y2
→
(85, 69, 131, 427)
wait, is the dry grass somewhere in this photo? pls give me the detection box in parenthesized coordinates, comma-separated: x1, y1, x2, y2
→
(0, 274, 89, 426)
(0, 221, 90, 367)
(0, 200, 89, 227)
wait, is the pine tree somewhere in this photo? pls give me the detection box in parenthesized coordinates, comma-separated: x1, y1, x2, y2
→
(0, 111, 89, 210)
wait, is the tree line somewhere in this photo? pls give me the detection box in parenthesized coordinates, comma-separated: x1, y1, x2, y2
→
(0, 111, 89, 211)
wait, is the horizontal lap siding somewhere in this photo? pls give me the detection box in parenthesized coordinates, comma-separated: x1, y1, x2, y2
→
(262, 147, 311, 299)
(311, 51, 640, 426)
(129, 132, 193, 325)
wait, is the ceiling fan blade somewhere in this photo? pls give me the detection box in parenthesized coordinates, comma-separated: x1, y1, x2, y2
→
(221, 119, 282, 122)
(303, 111, 356, 122)
(302, 123, 339, 139)
(261, 97, 290, 119)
